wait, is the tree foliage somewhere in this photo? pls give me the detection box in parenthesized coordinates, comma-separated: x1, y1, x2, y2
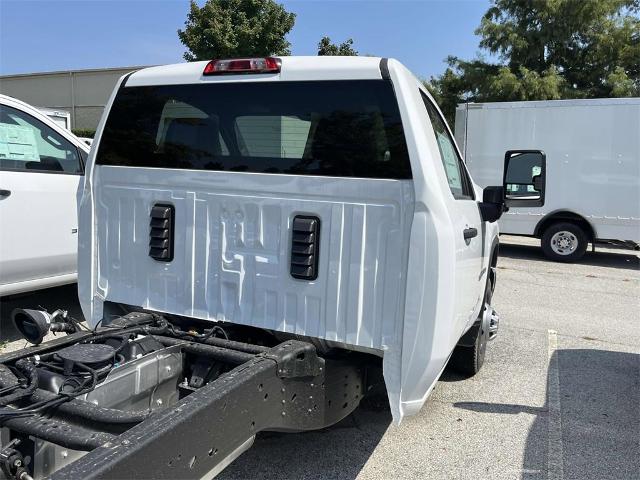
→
(317, 37, 358, 56)
(428, 0, 640, 123)
(178, 0, 296, 61)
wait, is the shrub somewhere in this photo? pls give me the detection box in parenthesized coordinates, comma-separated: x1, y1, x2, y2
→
(72, 129, 96, 138)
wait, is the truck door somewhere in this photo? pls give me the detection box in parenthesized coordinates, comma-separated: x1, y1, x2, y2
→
(0, 104, 82, 293)
(421, 93, 484, 334)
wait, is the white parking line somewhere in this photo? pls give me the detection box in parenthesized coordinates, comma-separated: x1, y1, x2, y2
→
(547, 329, 564, 480)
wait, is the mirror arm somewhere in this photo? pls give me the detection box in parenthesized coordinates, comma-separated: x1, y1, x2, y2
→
(479, 186, 507, 223)
(479, 201, 505, 223)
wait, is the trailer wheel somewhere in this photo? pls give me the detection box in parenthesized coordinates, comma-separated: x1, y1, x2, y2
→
(541, 222, 588, 262)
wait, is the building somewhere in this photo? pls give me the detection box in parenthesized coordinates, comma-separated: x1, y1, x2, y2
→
(0, 66, 150, 130)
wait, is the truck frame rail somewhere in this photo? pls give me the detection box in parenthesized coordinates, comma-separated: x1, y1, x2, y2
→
(0, 314, 367, 479)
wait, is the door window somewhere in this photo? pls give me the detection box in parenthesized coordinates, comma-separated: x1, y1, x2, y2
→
(0, 105, 82, 174)
(420, 92, 474, 199)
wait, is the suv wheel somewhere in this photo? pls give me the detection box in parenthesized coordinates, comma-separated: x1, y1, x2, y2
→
(541, 222, 588, 262)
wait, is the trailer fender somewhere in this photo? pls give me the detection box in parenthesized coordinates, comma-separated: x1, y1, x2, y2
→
(534, 210, 596, 241)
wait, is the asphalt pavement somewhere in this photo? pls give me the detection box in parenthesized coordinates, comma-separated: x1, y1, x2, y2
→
(0, 236, 638, 479)
(221, 236, 640, 480)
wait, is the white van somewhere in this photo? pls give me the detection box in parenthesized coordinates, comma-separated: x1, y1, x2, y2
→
(456, 98, 640, 261)
(0, 95, 89, 296)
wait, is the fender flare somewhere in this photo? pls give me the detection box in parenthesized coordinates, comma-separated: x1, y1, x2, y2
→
(488, 236, 499, 291)
(458, 234, 499, 347)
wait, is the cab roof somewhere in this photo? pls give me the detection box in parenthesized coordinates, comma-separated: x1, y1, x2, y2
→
(125, 56, 388, 87)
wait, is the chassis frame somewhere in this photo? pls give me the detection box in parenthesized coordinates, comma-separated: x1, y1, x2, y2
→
(0, 321, 368, 479)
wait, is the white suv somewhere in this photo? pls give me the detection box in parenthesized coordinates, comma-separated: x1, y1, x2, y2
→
(0, 95, 89, 296)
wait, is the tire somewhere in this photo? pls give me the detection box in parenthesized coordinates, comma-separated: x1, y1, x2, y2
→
(449, 281, 492, 377)
(541, 222, 588, 262)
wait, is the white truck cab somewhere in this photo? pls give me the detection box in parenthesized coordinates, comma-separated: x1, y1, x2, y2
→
(78, 56, 545, 420)
(1, 57, 545, 480)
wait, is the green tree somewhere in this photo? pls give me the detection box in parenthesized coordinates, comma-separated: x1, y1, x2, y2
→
(429, 0, 640, 124)
(317, 37, 358, 56)
(178, 0, 296, 61)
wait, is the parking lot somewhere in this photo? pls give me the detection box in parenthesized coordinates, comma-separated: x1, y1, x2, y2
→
(1, 236, 638, 479)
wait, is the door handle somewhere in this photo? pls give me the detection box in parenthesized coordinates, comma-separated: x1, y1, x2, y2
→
(0, 189, 11, 198)
(463, 227, 478, 240)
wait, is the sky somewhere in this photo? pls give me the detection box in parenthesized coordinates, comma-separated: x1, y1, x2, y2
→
(0, 0, 492, 80)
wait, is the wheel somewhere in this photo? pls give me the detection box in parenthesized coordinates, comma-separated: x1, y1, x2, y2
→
(449, 279, 495, 377)
(541, 222, 588, 262)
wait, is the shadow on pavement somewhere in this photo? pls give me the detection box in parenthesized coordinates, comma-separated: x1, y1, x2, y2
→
(219, 402, 392, 480)
(439, 366, 474, 382)
(0, 284, 83, 343)
(455, 349, 640, 480)
(499, 243, 640, 271)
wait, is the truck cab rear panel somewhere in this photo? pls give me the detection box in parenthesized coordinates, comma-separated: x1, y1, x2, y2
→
(92, 166, 414, 352)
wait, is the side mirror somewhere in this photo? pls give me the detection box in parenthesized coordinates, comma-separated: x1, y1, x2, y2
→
(503, 150, 546, 207)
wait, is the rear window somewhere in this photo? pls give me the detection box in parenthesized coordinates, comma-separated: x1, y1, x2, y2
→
(97, 80, 411, 179)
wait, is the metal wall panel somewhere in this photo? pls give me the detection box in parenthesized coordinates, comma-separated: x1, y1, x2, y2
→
(0, 67, 144, 129)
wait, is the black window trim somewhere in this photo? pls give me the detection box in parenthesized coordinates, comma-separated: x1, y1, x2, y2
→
(419, 89, 475, 201)
(0, 104, 85, 176)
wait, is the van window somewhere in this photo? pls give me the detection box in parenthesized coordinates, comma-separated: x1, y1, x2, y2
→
(97, 81, 411, 179)
(0, 105, 82, 174)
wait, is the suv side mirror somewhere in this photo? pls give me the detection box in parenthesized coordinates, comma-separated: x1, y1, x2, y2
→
(503, 150, 546, 208)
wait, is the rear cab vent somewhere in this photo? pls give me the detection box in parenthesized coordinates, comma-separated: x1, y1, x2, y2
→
(149, 204, 174, 261)
(291, 215, 320, 280)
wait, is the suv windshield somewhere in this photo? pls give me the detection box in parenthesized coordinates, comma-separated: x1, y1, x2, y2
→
(97, 80, 410, 179)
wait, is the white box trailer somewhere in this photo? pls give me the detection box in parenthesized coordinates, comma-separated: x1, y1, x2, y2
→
(456, 98, 640, 261)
